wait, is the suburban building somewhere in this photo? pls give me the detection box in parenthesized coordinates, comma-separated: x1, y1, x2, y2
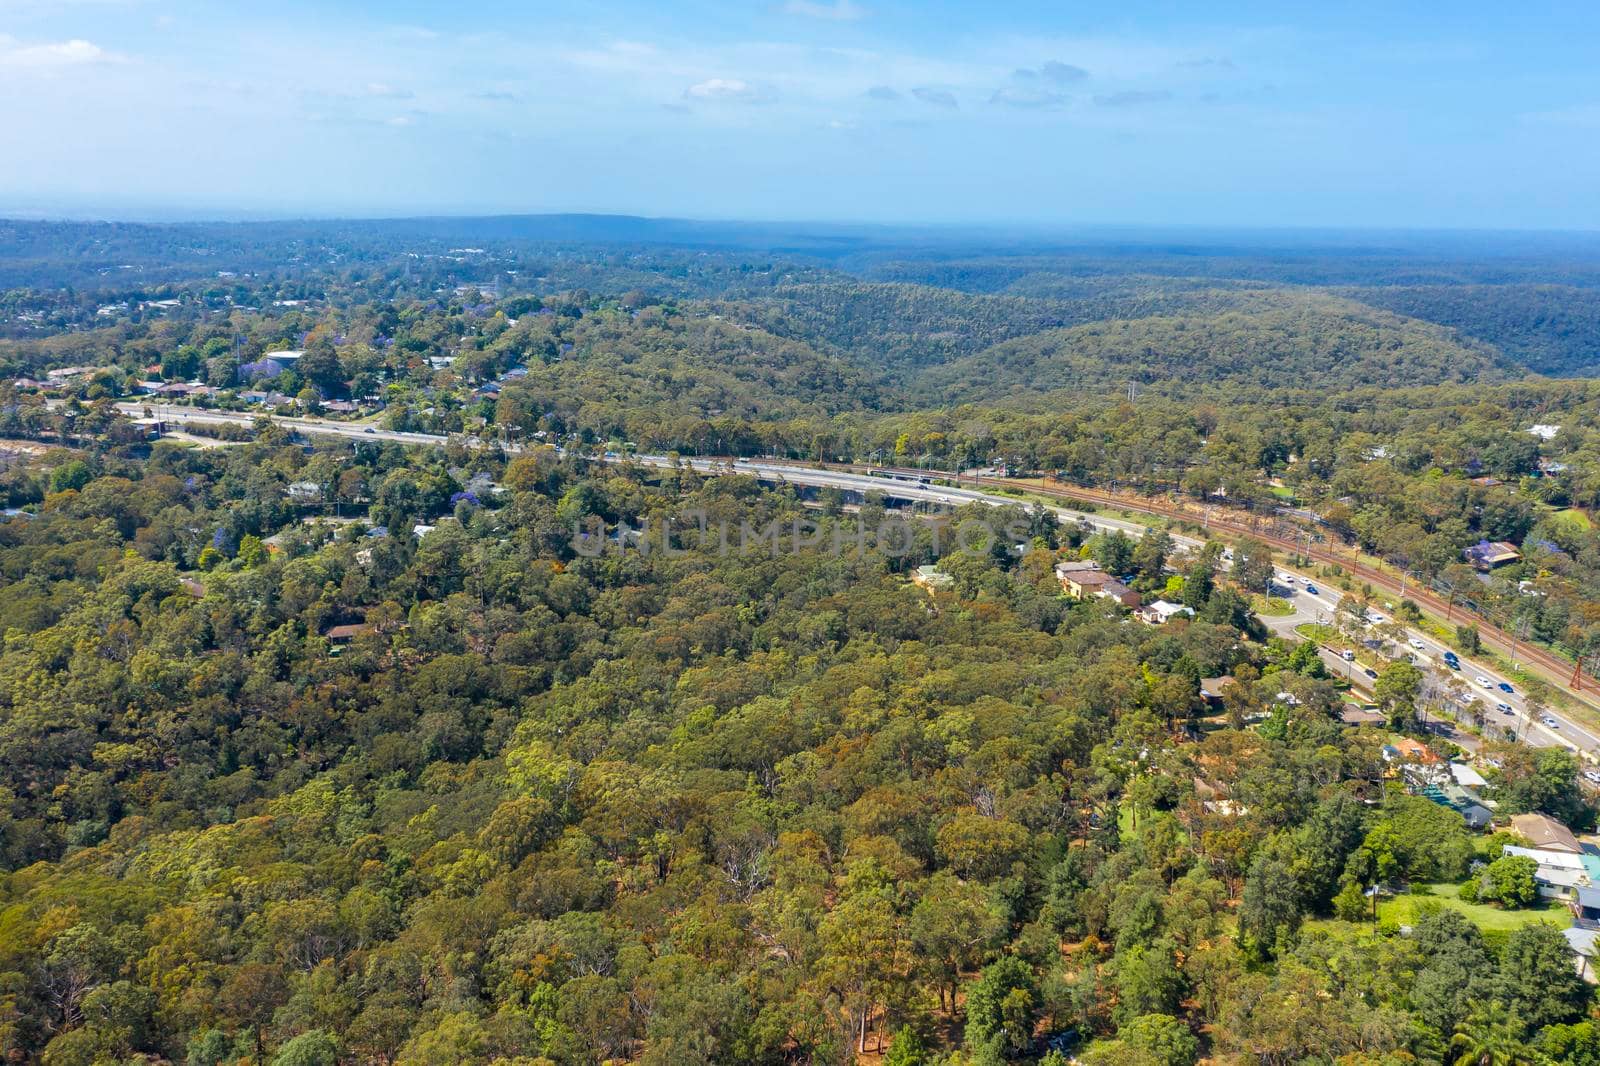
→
(1511, 812, 1583, 853)
(1200, 676, 1235, 709)
(1138, 600, 1194, 625)
(1061, 569, 1140, 608)
(911, 564, 954, 592)
(1501, 844, 1600, 903)
(261, 350, 304, 371)
(322, 622, 371, 643)
(1466, 540, 1522, 570)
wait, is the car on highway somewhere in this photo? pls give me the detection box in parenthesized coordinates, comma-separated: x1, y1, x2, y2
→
(1363, 667, 1378, 679)
(1498, 681, 1514, 694)
(1585, 770, 1600, 785)
(1408, 638, 1426, 650)
(363, 427, 375, 434)
(1303, 583, 1317, 594)
(1340, 650, 1355, 661)
(1543, 716, 1560, 729)
(1496, 702, 1514, 715)
(1443, 657, 1460, 670)
(1475, 675, 1492, 688)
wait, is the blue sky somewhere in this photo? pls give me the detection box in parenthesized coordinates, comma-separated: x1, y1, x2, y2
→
(3, 0, 1600, 227)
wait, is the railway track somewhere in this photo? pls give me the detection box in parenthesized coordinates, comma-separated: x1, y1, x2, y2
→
(981, 473, 1596, 704)
(820, 461, 1593, 706)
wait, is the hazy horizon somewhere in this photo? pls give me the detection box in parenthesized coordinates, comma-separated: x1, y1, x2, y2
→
(5, 1, 1600, 229)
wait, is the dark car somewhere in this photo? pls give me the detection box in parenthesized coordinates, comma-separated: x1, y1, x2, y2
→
(1498, 681, 1514, 694)
(1363, 667, 1378, 679)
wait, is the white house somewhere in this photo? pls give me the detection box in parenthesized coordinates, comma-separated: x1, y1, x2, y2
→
(1138, 600, 1195, 625)
(1502, 844, 1591, 901)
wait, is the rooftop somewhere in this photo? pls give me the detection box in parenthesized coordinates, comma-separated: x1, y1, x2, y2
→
(1511, 812, 1582, 853)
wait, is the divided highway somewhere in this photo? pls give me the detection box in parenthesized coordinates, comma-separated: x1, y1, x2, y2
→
(118, 403, 1600, 760)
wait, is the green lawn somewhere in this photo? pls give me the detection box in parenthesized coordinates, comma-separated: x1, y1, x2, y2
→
(1378, 883, 1567, 933)
(1556, 507, 1593, 531)
(1253, 594, 1295, 617)
(1295, 622, 1337, 643)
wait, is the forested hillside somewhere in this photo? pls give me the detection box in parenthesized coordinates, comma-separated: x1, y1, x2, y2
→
(0, 434, 1592, 1066)
(914, 296, 1518, 402)
(9, 218, 1600, 1064)
(1341, 284, 1600, 376)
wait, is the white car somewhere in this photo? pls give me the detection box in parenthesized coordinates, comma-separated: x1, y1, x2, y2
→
(1408, 638, 1426, 650)
(1341, 650, 1356, 662)
(1475, 676, 1492, 688)
(1543, 716, 1560, 728)
(1496, 702, 1513, 715)
(1367, 612, 1387, 625)
(1584, 770, 1600, 785)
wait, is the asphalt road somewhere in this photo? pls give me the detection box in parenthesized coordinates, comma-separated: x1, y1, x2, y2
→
(120, 403, 1600, 761)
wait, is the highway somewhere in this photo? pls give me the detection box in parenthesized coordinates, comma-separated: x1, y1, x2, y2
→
(119, 402, 1600, 760)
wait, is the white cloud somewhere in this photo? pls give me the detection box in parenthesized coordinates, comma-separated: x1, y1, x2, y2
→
(684, 77, 766, 102)
(0, 35, 116, 68)
(784, 0, 865, 20)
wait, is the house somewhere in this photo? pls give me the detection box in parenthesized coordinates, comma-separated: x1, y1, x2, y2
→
(911, 564, 954, 592)
(1561, 927, 1599, 980)
(1502, 845, 1595, 902)
(1193, 776, 1247, 816)
(261, 350, 304, 371)
(1429, 782, 1494, 829)
(1465, 540, 1521, 570)
(287, 481, 322, 503)
(1099, 579, 1140, 609)
(1200, 676, 1235, 709)
(1450, 762, 1489, 789)
(1055, 558, 1101, 582)
(1528, 424, 1562, 441)
(1511, 812, 1583, 853)
(1576, 886, 1600, 924)
(1340, 704, 1387, 726)
(322, 622, 372, 643)
(1138, 600, 1194, 625)
(1065, 569, 1141, 608)
(1383, 736, 1443, 766)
